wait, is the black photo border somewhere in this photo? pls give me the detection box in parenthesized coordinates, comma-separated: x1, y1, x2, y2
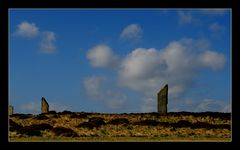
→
(0, 0, 239, 147)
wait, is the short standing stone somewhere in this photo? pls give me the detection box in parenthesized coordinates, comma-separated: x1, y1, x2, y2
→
(41, 97, 49, 113)
(157, 84, 168, 115)
(9, 105, 14, 115)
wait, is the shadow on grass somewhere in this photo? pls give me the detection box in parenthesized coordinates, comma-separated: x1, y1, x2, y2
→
(133, 119, 230, 130)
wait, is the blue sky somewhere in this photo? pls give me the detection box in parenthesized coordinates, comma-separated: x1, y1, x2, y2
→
(9, 9, 231, 114)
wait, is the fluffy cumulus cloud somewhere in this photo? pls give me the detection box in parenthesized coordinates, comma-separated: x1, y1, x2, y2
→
(199, 50, 226, 70)
(119, 48, 166, 96)
(14, 21, 40, 38)
(85, 38, 227, 112)
(14, 21, 56, 54)
(40, 31, 56, 53)
(87, 44, 119, 68)
(83, 76, 127, 110)
(120, 24, 143, 40)
(118, 38, 226, 111)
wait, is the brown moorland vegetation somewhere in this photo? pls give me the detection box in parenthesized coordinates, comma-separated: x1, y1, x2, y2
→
(9, 111, 231, 142)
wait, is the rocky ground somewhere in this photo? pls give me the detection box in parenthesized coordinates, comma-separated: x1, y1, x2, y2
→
(9, 111, 231, 142)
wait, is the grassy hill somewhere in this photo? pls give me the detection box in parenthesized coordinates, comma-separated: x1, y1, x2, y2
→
(9, 111, 231, 142)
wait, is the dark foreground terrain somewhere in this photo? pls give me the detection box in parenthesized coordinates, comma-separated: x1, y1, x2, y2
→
(9, 111, 231, 142)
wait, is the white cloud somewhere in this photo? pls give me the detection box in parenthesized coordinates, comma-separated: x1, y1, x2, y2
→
(84, 38, 227, 113)
(40, 31, 56, 53)
(18, 101, 72, 114)
(200, 9, 228, 16)
(177, 9, 228, 27)
(87, 44, 119, 68)
(119, 48, 166, 96)
(83, 76, 127, 110)
(120, 24, 143, 40)
(14, 21, 39, 38)
(178, 11, 192, 25)
(222, 104, 231, 112)
(119, 48, 162, 80)
(83, 76, 105, 99)
(139, 96, 230, 113)
(118, 38, 226, 110)
(140, 97, 156, 112)
(105, 90, 127, 109)
(49, 102, 71, 112)
(14, 21, 57, 54)
(209, 22, 225, 32)
(168, 98, 230, 112)
(208, 22, 225, 39)
(199, 50, 226, 70)
(19, 101, 40, 114)
(195, 99, 230, 112)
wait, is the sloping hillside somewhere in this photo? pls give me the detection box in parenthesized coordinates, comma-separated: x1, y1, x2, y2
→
(9, 111, 231, 142)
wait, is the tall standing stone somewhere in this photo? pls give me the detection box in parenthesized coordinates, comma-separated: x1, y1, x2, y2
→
(157, 84, 168, 115)
(41, 97, 49, 113)
(9, 105, 14, 115)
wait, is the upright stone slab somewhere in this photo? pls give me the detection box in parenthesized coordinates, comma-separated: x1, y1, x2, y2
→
(157, 84, 168, 115)
(41, 97, 49, 113)
(9, 105, 14, 115)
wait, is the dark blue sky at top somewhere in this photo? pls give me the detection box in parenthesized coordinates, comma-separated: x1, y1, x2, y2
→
(9, 9, 231, 114)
